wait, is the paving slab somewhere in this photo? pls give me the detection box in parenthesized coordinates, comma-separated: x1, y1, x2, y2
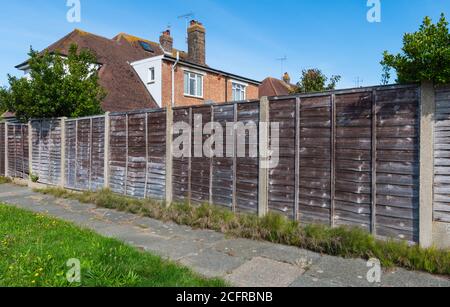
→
(225, 257, 304, 287)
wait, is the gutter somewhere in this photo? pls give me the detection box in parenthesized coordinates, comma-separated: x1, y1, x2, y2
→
(164, 55, 261, 85)
(172, 52, 180, 108)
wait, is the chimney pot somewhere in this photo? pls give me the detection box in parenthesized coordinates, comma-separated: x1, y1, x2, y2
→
(283, 72, 291, 84)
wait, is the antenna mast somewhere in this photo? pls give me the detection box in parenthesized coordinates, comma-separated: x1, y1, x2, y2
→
(178, 12, 195, 45)
(276, 56, 288, 78)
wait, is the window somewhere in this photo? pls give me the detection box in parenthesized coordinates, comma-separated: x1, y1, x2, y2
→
(139, 41, 154, 53)
(184, 71, 203, 98)
(232, 82, 246, 101)
(148, 67, 155, 84)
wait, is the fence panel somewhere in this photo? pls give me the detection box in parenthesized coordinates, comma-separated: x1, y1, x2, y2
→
(434, 85, 450, 223)
(7, 123, 29, 179)
(147, 110, 166, 200)
(298, 95, 333, 225)
(190, 106, 212, 204)
(268, 98, 296, 219)
(108, 114, 127, 195)
(126, 113, 147, 198)
(235, 102, 260, 214)
(375, 87, 420, 242)
(334, 92, 373, 231)
(212, 104, 235, 209)
(172, 108, 190, 202)
(31, 119, 62, 185)
(0, 123, 5, 176)
(65, 116, 105, 191)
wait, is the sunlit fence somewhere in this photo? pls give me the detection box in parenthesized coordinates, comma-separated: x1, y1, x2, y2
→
(1, 82, 449, 248)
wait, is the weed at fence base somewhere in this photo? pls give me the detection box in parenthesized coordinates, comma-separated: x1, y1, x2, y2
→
(0, 177, 12, 184)
(34, 187, 450, 276)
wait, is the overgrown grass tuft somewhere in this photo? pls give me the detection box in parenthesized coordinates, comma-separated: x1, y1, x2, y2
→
(35, 187, 450, 276)
(0, 204, 226, 287)
(0, 177, 12, 184)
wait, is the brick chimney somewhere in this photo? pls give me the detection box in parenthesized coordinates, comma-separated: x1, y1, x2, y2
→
(283, 72, 291, 84)
(159, 29, 173, 53)
(187, 20, 206, 65)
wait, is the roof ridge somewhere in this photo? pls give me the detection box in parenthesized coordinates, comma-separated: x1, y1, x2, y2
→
(72, 28, 114, 42)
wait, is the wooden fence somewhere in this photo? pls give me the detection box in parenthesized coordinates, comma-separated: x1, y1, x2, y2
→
(434, 85, 450, 223)
(1, 83, 449, 247)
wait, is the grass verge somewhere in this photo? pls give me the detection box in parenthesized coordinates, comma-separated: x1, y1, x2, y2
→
(0, 204, 226, 287)
(0, 177, 12, 184)
(35, 187, 450, 276)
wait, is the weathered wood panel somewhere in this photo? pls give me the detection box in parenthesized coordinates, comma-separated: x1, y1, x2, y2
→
(147, 110, 166, 200)
(298, 96, 332, 225)
(126, 113, 147, 198)
(31, 119, 62, 185)
(269, 98, 296, 219)
(434, 85, 450, 223)
(90, 117, 106, 191)
(235, 102, 259, 214)
(172, 108, 190, 202)
(376, 87, 420, 242)
(109, 115, 127, 195)
(191, 106, 212, 204)
(334, 92, 373, 231)
(65, 117, 105, 191)
(0, 124, 5, 176)
(7, 124, 29, 179)
(212, 104, 234, 209)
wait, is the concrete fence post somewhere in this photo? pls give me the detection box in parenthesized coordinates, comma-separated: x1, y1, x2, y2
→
(419, 81, 435, 248)
(165, 107, 174, 206)
(4, 122, 8, 178)
(59, 117, 67, 188)
(258, 96, 270, 218)
(104, 112, 110, 189)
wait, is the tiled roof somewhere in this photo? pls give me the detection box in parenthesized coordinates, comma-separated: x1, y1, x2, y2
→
(259, 77, 295, 97)
(32, 29, 160, 112)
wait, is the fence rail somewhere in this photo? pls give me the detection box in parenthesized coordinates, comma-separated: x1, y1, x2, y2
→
(1, 82, 449, 248)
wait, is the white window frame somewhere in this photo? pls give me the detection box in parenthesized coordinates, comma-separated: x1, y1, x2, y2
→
(148, 67, 155, 84)
(184, 71, 204, 98)
(232, 81, 247, 101)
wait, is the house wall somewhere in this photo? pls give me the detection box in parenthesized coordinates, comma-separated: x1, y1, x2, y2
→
(161, 60, 259, 108)
(131, 56, 163, 107)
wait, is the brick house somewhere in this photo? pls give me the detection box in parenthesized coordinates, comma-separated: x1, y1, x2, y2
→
(15, 20, 261, 112)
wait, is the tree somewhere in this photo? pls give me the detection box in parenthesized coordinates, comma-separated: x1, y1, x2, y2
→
(1, 44, 105, 122)
(291, 69, 341, 93)
(381, 13, 450, 85)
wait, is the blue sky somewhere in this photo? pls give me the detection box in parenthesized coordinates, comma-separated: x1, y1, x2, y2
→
(0, 0, 448, 88)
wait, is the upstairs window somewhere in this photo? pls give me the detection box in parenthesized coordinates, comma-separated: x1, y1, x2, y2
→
(232, 82, 246, 101)
(148, 67, 155, 84)
(184, 71, 203, 98)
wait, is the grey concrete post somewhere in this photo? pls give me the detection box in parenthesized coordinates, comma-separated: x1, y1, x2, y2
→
(59, 117, 67, 188)
(258, 96, 270, 218)
(165, 107, 174, 206)
(419, 81, 435, 248)
(104, 112, 110, 189)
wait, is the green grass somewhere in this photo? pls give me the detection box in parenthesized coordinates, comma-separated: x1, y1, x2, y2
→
(0, 204, 226, 287)
(34, 187, 450, 276)
(0, 177, 12, 184)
